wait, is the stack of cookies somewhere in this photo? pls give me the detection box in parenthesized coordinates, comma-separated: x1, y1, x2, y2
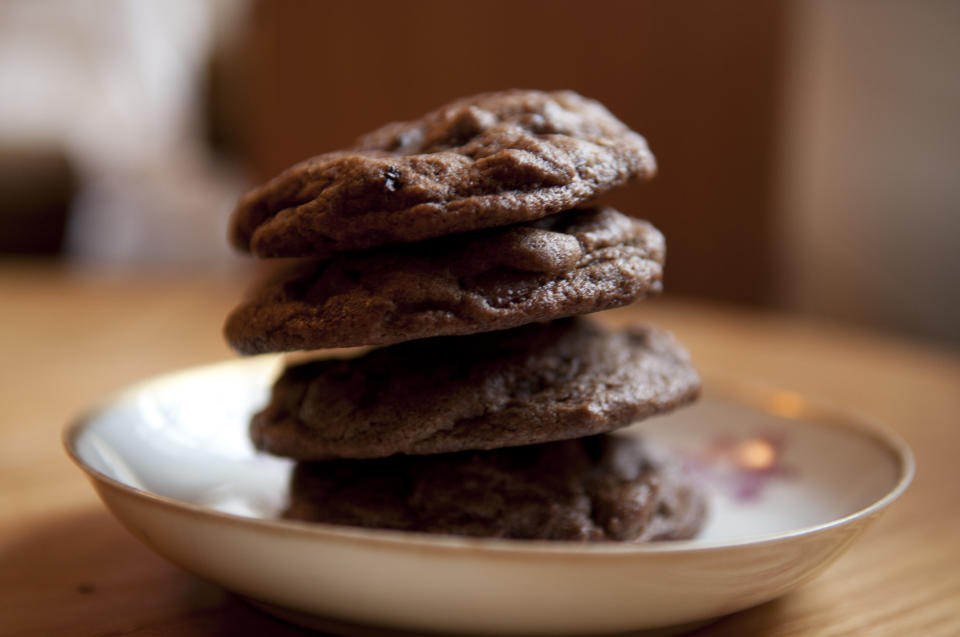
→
(225, 90, 705, 542)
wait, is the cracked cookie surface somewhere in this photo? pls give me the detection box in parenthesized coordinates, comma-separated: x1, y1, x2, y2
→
(250, 318, 700, 460)
(224, 207, 664, 353)
(284, 434, 706, 542)
(229, 90, 656, 258)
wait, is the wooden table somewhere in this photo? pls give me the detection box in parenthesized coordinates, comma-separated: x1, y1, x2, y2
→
(2, 264, 958, 637)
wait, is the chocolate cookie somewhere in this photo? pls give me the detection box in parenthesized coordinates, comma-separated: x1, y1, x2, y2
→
(283, 434, 706, 542)
(230, 90, 657, 258)
(225, 207, 664, 354)
(251, 318, 700, 460)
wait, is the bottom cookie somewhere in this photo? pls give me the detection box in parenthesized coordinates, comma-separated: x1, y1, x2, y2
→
(283, 434, 706, 542)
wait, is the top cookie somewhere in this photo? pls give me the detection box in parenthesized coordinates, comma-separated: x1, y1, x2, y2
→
(230, 90, 657, 258)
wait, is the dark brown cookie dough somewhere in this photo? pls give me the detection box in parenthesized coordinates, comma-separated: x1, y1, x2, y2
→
(251, 318, 700, 460)
(230, 90, 657, 258)
(224, 207, 664, 354)
(283, 434, 706, 542)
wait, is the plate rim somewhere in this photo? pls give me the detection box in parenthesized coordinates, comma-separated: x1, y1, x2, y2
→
(63, 356, 915, 556)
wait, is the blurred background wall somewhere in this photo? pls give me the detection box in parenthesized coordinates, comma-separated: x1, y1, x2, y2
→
(777, 0, 960, 348)
(1, 0, 957, 347)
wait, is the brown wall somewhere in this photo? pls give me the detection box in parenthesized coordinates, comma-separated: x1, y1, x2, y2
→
(241, 0, 785, 304)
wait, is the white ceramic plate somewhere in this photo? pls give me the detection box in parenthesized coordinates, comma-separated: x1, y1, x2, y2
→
(64, 356, 913, 636)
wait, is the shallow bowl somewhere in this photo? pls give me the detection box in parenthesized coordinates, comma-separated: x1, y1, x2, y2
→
(64, 356, 913, 635)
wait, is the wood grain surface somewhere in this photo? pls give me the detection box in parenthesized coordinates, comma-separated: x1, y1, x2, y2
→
(1, 264, 958, 637)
